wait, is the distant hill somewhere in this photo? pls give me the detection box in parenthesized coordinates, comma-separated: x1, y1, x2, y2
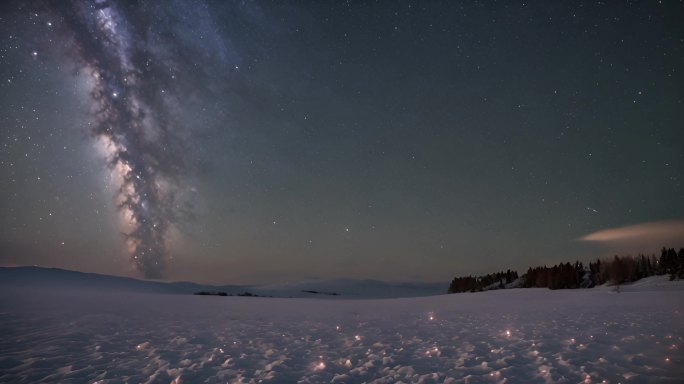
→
(0, 266, 240, 295)
(0, 266, 447, 299)
(254, 278, 447, 299)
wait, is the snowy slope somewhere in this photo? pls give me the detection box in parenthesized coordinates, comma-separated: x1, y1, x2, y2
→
(595, 275, 684, 292)
(1, 277, 682, 383)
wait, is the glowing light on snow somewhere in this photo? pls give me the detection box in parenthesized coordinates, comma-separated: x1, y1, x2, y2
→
(2, 273, 680, 383)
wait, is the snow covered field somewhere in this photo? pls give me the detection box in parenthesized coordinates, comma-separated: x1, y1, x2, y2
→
(1, 276, 682, 383)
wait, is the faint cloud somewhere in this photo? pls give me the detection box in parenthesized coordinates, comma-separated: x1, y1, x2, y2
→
(579, 220, 684, 247)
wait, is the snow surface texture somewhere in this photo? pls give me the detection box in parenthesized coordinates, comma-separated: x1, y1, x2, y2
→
(1, 276, 682, 383)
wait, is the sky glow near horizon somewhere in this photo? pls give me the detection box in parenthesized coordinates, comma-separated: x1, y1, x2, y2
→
(1, 1, 683, 284)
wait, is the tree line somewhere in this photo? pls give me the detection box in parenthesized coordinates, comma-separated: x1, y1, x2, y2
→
(448, 269, 519, 293)
(448, 247, 684, 294)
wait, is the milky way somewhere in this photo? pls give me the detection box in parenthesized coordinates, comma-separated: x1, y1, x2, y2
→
(53, 1, 190, 278)
(2, 0, 682, 284)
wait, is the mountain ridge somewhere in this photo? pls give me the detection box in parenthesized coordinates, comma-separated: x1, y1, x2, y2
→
(0, 266, 447, 299)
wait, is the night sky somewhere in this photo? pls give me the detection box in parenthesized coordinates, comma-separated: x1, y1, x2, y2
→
(1, 1, 683, 284)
